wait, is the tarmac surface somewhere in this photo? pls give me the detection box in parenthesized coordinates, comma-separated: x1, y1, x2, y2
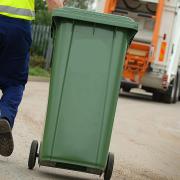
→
(0, 81, 180, 180)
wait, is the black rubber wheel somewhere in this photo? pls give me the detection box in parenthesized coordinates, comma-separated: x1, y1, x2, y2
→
(162, 77, 177, 104)
(174, 70, 180, 102)
(122, 0, 141, 10)
(28, 140, 38, 170)
(152, 92, 162, 102)
(104, 153, 114, 180)
(179, 70, 180, 101)
(122, 87, 131, 93)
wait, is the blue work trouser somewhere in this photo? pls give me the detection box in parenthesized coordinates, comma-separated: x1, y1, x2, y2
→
(0, 15, 32, 128)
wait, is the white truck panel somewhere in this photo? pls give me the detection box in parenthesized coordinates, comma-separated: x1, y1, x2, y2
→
(142, 0, 180, 89)
(153, 1, 176, 67)
(141, 72, 164, 89)
(94, 0, 106, 12)
(133, 15, 154, 43)
(95, 0, 180, 91)
(167, 3, 180, 77)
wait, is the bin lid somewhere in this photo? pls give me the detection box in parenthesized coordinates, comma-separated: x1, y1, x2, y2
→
(52, 7, 138, 31)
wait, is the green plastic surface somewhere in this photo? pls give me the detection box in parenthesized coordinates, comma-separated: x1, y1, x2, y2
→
(40, 8, 137, 171)
(52, 7, 137, 30)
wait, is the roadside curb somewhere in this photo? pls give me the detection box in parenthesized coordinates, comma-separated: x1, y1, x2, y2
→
(28, 76, 50, 82)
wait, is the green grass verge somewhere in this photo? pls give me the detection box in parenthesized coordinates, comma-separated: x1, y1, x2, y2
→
(29, 67, 50, 77)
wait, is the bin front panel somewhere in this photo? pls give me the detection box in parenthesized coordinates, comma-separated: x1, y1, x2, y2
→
(40, 22, 76, 160)
(51, 22, 116, 168)
(40, 8, 137, 170)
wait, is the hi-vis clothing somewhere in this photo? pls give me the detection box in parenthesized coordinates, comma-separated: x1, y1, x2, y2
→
(0, 0, 35, 20)
(0, 13, 32, 128)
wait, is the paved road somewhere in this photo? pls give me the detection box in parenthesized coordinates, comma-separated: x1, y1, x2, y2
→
(0, 81, 180, 180)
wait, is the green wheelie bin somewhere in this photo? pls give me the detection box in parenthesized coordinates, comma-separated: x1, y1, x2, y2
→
(28, 7, 137, 180)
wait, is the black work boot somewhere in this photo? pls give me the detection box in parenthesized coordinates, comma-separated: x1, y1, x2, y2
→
(0, 119, 14, 156)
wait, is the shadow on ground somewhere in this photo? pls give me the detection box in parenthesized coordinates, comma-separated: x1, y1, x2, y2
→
(120, 92, 153, 102)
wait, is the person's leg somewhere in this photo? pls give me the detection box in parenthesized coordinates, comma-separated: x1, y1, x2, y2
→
(0, 15, 32, 156)
(0, 85, 24, 156)
(0, 85, 25, 128)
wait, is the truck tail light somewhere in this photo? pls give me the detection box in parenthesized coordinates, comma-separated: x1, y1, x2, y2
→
(162, 74, 168, 89)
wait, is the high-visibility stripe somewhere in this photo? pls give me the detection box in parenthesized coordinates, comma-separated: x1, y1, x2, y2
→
(0, 5, 35, 17)
(0, 0, 34, 9)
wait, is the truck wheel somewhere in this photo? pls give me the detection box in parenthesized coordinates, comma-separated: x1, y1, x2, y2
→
(104, 153, 114, 180)
(173, 71, 180, 103)
(122, 87, 131, 93)
(163, 77, 177, 104)
(28, 140, 38, 170)
(152, 92, 162, 102)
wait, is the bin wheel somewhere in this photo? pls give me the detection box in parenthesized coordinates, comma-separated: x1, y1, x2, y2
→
(28, 140, 38, 170)
(104, 153, 114, 180)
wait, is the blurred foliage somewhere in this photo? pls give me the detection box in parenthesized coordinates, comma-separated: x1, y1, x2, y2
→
(34, 0, 51, 25)
(29, 67, 50, 77)
(31, 0, 95, 71)
(31, 37, 49, 57)
(35, 0, 95, 11)
(30, 54, 46, 68)
(64, 0, 94, 9)
(29, 54, 50, 77)
(35, 0, 47, 11)
(34, 10, 51, 25)
(34, 0, 95, 25)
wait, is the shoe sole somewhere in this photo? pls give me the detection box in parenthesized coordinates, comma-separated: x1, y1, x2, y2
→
(0, 120, 14, 157)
